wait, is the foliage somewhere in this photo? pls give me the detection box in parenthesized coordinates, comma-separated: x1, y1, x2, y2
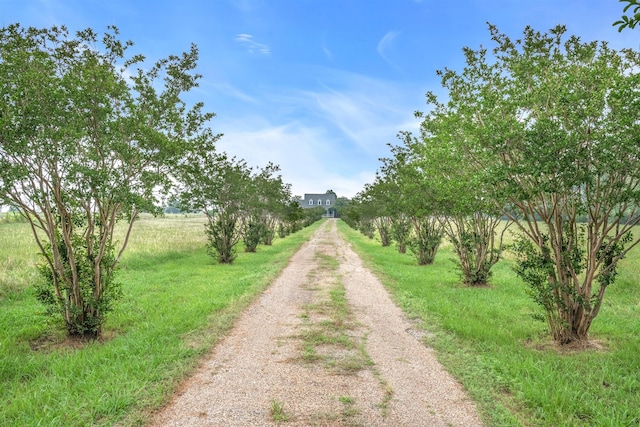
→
(380, 135, 444, 264)
(442, 214, 506, 286)
(178, 152, 250, 264)
(333, 196, 351, 219)
(390, 214, 411, 254)
(356, 176, 396, 247)
(422, 23, 640, 343)
(179, 155, 293, 260)
(303, 206, 326, 227)
(390, 124, 507, 283)
(34, 231, 121, 337)
(353, 132, 444, 260)
(411, 107, 508, 285)
(283, 198, 305, 233)
(407, 216, 442, 265)
(374, 217, 392, 246)
(362, 166, 410, 253)
(358, 219, 375, 239)
(613, 0, 640, 31)
(241, 214, 267, 252)
(242, 163, 291, 248)
(206, 213, 240, 263)
(0, 24, 213, 338)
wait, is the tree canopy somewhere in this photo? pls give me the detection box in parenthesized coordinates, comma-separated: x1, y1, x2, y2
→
(419, 23, 640, 343)
(613, 0, 640, 31)
(0, 24, 216, 338)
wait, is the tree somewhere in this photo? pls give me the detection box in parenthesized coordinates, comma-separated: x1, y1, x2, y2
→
(369, 137, 442, 265)
(613, 0, 640, 31)
(340, 199, 361, 230)
(0, 25, 214, 338)
(427, 23, 640, 343)
(333, 196, 351, 219)
(178, 151, 249, 264)
(353, 185, 390, 244)
(358, 172, 411, 249)
(302, 206, 326, 227)
(413, 109, 509, 286)
(244, 162, 291, 248)
(0, 24, 211, 338)
(281, 197, 304, 235)
(370, 154, 411, 254)
(349, 194, 375, 238)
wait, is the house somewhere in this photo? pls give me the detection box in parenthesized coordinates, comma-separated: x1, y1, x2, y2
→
(299, 191, 337, 217)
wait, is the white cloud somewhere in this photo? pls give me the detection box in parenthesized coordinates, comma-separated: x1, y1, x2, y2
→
(215, 115, 383, 199)
(235, 33, 271, 55)
(216, 120, 328, 196)
(212, 69, 423, 198)
(298, 72, 421, 156)
(322, 44, 334, 62)
(377, 30, 401, 70)
(201, 80, 258, 104)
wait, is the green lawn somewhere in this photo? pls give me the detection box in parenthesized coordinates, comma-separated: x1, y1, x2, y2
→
(2, 216, 639, 426)
(337, 220, 640, 427)
(0, 215, 320, 426)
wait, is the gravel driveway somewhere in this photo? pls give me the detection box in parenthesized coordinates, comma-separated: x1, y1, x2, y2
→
(152, 219, 484, 426)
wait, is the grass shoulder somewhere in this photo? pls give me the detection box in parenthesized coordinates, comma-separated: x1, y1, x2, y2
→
(337, 219, 640, 427)
(0, 216, 323, 427)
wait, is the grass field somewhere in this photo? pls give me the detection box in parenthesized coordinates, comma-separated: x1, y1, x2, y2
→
(0, 214, 320, 426)
(2, 215, 639, 426)
(337, 220, 640, 427)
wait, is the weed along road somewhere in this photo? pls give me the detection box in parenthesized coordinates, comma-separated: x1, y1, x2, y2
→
(153, 219, 483, 426)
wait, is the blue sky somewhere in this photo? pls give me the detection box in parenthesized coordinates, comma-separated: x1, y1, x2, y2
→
(2, 1, 637, 198)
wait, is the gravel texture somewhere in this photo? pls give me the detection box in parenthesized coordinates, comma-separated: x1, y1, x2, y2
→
(152, 219, 484, 426)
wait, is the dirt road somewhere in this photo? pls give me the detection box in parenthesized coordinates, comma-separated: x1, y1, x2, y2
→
(152, 219, 483, 426)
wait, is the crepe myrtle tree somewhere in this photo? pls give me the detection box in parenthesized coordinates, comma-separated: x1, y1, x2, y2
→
(241, 162, 291, 251)
(427, 23, 640, 343)
(614, 0, 640, 31)
(0, 24, 214, 338)
(350, 192, 376, 239)
(354, 181, 392, 246)
(281, 197, 304, 235)
(258, 164, 291, 245)
(177, 150, 250, 264)
(411, 111, 509, 286)
(339, 198, 361, 230)
(380, 137, 443, 265)
(359, 173, 412, 252)
(303, 205, 326, 227)
(374, 146, 412, 254)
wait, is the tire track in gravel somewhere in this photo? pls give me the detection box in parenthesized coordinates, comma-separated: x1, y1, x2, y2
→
(152, 219, 483, 426)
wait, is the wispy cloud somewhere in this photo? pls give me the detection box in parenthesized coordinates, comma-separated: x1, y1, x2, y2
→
(216, 119, 362, 196)
(321, 32, 335, 63)
(322, 43, 334, 62)
(235, 33, 271, 55)
(214, 68, 423, 198)
(201, 80, 258, 104)
(377, 30, 401, 70)
(303, 74, 419, 155)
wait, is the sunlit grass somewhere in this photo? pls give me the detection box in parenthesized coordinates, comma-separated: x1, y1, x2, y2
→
(0, 218, 41, 298)
(339, 220, 640, 427)
(0, 213, 208, 298)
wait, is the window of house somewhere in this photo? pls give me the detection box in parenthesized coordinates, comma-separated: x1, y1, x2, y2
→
(326, 199, 330, 205)
(309, 199, 313, 205)
(317, 200, 322, 205)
